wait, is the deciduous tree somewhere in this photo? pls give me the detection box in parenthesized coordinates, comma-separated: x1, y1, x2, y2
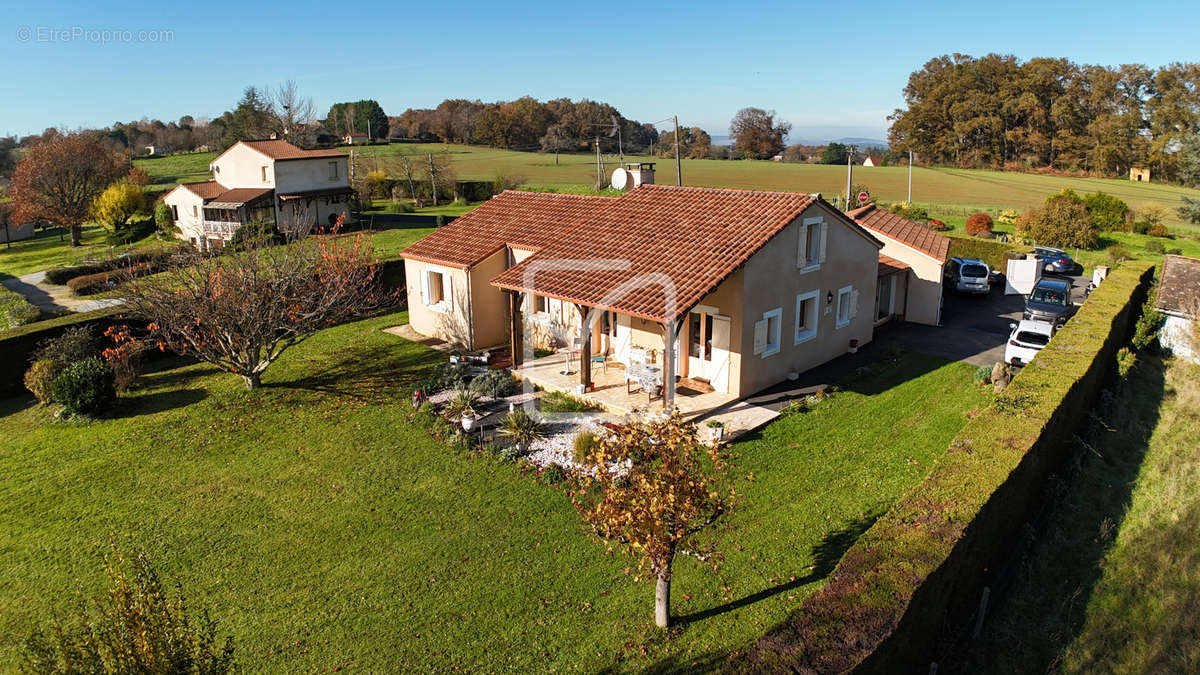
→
(1016, 195, 1099, 249)
(91, 181, 148, 230)
(121, 217, 392, 389)
(730, 107, 791, 159)
(9, 133, 126, 246)
(569, 412, 735, 628)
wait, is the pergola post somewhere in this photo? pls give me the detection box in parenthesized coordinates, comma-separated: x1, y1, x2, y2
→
(575, 304, 592, 391)
(661, 318, 681, 411)
(509, 291, 524, 368)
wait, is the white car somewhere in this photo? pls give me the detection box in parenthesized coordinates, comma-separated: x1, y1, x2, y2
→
(1005, 319, 1055, 367)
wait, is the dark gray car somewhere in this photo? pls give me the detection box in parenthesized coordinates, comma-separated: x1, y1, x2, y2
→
(1024, 278, 1074, 325)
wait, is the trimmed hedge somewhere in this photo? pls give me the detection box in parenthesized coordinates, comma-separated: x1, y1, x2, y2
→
(67, 270, 124, 296)
(747, 261, 1155, 673)
(948, 237, 1028, 271)
(0, 286, 40, 330)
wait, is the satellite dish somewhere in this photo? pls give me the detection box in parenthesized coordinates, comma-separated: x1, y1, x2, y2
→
(611, 168, 629, 190)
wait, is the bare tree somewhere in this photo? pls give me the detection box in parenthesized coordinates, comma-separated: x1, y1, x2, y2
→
(121, 218, 393, 390)
(272, 80, 317, 143)
(382, 153, 421, 204)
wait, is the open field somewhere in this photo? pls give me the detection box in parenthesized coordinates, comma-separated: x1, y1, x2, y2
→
(962, 354, 1200, 673)
(0, 313, 983, 670)
(0, 227, 167, 280)
(134, 144, 1200, 230)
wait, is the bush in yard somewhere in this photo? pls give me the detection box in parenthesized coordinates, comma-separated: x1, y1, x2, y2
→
(34, 325, 101, 373)
(154, 200, 176, 235)
(50, 357, 116, 416)
(1147, 223, 1170, 238)
(1115, 347, 1136, 377)
(469, 369, 519, 398)
(972, 364, 993, 385)
(541, 463, 567, 485)
(965, 212, 994, 236)
(1107, 245, 1133, 263)
(23, 359, 57, 405)
(572, 431, 599, 464)
(539, 390, 600, 413)
(498, 408, 548, 453)
(887, 202, 929, 222)
(928, 218, 950, 231)
(1081, 191, 1129, 231)
(1131, 284, 1164, 352)
(107, 217, 156, 245)
(997, 209, 1020, 226)
(0, 288, 39, 330)
(1016, 196, 1099, 249)
(22, 550, 235, 674)
(568, 411, 735, 628)
(1144, 240, 1166, 253)
(67, 270, 122, 296)
(442, 389, 481, 420)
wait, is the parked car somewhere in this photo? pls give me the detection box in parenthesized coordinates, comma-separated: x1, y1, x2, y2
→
(945, 257, 992, 295)
(1005, 319, 1055, 367)
(1024, 277, 1075, 326)
(1033, 246, 1076, 275)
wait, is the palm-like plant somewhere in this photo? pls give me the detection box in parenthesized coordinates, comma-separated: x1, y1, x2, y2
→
(499, 408, 548, 453)
(443, 389, 481, 420)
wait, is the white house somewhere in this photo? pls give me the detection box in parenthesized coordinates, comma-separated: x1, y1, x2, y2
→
(848, 204, 951, 326)
(162, 139, 353, 250)
(1156, 254, 1199, 363)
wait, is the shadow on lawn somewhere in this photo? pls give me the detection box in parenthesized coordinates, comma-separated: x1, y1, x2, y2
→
(947, 354, 1167, 673)
(113, 387, 207, 418)
(272, 346, 437, 403)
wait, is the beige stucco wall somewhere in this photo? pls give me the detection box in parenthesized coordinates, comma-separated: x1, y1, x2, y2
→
(875, 234, 944, 326)
(404, 260, 473, 348)
(469, 249, 511, 349)
(737, 201, 880, 397)
(875, 270, 908, 323)
(210, 144, 274, 188)
(274, 157, 350, 195)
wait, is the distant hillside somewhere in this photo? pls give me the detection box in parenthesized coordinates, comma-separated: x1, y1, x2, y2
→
(710, 134, 887, 148)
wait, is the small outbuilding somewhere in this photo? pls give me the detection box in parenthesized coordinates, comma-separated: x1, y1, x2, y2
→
(862, 155, 884, 167)
(1130, 167, 1150, 182)
(1156, 254, 1200, 363)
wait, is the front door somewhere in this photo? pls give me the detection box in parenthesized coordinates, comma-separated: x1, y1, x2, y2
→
(876, 274, 894, 322)
(687, 311, 731, 393)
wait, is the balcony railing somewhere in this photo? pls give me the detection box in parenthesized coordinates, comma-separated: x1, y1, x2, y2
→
(202, 220, 241, 236)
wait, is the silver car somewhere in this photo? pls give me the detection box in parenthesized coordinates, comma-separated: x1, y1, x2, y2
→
(947, 257, 991, 295)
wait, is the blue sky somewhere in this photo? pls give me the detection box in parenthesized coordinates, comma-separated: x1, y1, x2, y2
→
(2, 0, 1198, 142)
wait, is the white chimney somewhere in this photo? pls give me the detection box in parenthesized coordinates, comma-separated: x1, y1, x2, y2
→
(611, 162, 656, 191)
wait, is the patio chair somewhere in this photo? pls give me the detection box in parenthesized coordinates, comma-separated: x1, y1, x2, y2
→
(590, 353, 608, 373)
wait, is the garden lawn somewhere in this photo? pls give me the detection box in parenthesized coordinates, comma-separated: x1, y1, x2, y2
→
(0, 314, 984, 671)
(0, 227, 168, 280)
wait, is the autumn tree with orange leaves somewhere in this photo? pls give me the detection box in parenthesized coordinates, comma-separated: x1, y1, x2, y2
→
(121, 217, 391, 389)
(569, 412, 736, 628)
(9, 132, 126, 246)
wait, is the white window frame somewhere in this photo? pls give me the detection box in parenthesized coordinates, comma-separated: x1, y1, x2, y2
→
(794, 289, 820, 344)
(261, 166, 269, 183)
(420, 264, 452, 314)
(836, 285, 853, 328)
(797, 216, 826, 273)
(761, 308, 782, 357)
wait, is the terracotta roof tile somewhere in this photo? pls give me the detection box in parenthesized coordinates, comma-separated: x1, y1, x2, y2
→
(849, 204, 950, 262)
(180, 180, 225, 199)
(878, 254, 910, 276)
(239, 139, 345, 160)
(1157, 254, 1200, 317)
(209, 186, 274, 205)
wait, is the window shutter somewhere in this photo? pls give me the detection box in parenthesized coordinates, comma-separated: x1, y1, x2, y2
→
(849, 288, 859, 318)
(818, 223, 828, 263)
(442, 274, 453, 309)
(753, 319, 768, 355)
(797, 223, 809, 269)
(420, 271, 429, 305)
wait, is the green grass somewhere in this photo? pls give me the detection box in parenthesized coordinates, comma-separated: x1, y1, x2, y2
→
(0, 227, 168, 280)
(962, 354, 1200, 673)
(537, 390, 602, 413)
(0, 315, 983, 671)
(134, 152, 215, 188)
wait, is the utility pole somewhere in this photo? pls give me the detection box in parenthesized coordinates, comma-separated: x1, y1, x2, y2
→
(844, 146, 854, 211)
(673, 115, 682, 186)
(595, 137, 602, 190)
(907, 149, 913, 204)
(367, 118, 372, 143)
(428, 153, 439, 206)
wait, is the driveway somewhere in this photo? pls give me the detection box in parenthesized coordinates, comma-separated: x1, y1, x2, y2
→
(1, 271, 123, 314)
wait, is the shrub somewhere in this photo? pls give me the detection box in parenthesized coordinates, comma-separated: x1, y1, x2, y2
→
(24, 359, 57, 404)
(383, 200, 414, 214)
(227, 220, 283, 249)
(573, 431, 599, 464)
(1144, 240, 1166, 253)
(50, 357, 116, 417)
(1166, 248, 1183, 255)
(107, 217, 156, 245)
(1147, 223, 1170, 238)
(973, 229, 995, 239)
(1115, 347, 1136, 378)
(541, 463, 567, 485)
(34, 325, 101, 371)
(499, 408, 548, 451)
(1131, 284, 1164, 352)
(539, 391, 600, 413)
(888, 202, 930, 221)
(0, 288, 39, 330)
(928, 219, 950, 231)
(498, 444, 525, 462)
(1016, 196, 1099, 249)
(67, 270, 123, 296)
(469, 369, 519, 398)
(997, 209, 1020, 226)
(1107, 245, 1133, 263)
(965, 212, 994, 236)
(154, 200, 176, 235)
(1081, 191, 1129, 231)
(972, 365, 993, 385)
(442, 389, 481, 420)
(22, 550, 235, 673)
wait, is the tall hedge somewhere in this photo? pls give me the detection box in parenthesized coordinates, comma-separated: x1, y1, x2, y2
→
(948, 237, 1028, 271)
(0, 308, 126, 398)
(747, 261, 1155, 673)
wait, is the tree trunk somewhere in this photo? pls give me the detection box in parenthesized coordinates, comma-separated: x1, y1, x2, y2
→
(69, 224, 82, 247)
(654, 566, 671, 628)
(243, 372, 262, 390)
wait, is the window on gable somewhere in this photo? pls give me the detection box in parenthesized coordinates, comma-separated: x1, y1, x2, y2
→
(261, 166, 269, 182)
(795, 290, 819, 344)
(329, 161, 338, 180)
(798, 218, 824, 270)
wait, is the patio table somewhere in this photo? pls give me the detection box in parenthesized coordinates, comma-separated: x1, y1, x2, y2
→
(625, 363, 662, 400)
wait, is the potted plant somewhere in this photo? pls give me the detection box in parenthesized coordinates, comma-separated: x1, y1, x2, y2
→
(460, 404, 477, 432)
(705, 419, 725, 442)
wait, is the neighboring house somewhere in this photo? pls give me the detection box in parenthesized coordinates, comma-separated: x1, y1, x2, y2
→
(145, 145, 172, 156)
(1130, 167, 1150, 182)
(848, 204, 951, 326)
(863, 155, 884, 167)
(1, 221, 36, 244)
(343, 133, 369, 145)
(1156, 254, 1200, 363)
(400, 182, 885, 404)
(162, 139, 352, 250)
